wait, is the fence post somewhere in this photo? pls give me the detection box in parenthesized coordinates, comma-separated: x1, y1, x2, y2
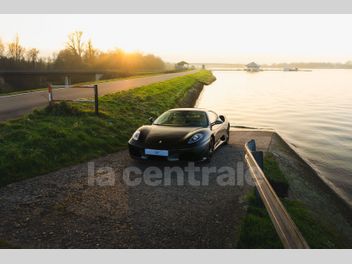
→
(65, 76, 69, 88)
(94, 84, 99, 115)
(48, 84, 53, 106)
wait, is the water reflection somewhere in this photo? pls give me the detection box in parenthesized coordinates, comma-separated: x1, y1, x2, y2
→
(196, 70, 352, 204)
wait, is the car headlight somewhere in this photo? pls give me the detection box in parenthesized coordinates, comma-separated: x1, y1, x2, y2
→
(132, 130, 141, 141)
(188, 133, 204, 144)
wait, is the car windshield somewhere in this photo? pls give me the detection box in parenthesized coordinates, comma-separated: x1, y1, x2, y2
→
(153, 110, 208, 127)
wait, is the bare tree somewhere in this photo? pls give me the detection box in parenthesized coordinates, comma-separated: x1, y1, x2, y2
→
(26, 48, 40, 62)
(7, 34, 25, 61)
(66, 31, 85, 58)
(0, 38, 4, 57)
(84, 39, 97, 63)
(26, 48, 40, 68)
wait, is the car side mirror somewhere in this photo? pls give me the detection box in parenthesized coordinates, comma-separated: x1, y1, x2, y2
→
(215, 120, 223, 125)
(148, 117, 155, 123)
(211, 119, 223, 127)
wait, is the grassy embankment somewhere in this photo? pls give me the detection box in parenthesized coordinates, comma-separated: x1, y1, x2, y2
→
(237, 153, 347, 248)
(0, 70, 215, 187)
(0, 70, 189, 96)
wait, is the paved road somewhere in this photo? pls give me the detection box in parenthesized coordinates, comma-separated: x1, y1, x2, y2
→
(0, 70, 197, 121)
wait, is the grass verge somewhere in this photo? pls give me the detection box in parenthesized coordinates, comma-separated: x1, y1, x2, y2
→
(0, 70, 215, 187)
(237, 152, 347, 248)
(264, 152, 289, 197)
(0, 70, 191, 96)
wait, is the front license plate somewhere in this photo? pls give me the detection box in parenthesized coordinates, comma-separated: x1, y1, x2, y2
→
(145, 148, 169, 157)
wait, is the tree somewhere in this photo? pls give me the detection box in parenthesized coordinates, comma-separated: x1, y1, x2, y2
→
(0, 30, 166, 74)
(7, 34, 25, 61)
(0, 38, 4, 57)
(66, 31, 85, 58)
(84, 39, 97, 64)
(54, 48, 83, 69)
(26, 48, 39, 63)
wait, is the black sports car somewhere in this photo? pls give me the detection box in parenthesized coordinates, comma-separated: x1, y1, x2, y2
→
(128, 108, 230, 162)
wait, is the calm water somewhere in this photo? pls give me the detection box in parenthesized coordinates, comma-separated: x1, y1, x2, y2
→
(196, 70, 352, 205)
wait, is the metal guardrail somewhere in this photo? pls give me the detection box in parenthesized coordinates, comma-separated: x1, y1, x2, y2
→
(244, 139, 309, 249)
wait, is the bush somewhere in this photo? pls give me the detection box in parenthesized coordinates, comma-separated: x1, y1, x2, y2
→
(45, 102, 82, 116)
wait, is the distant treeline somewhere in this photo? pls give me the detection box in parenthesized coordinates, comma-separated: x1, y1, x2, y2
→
(263, 62, 352, 69)
(0, 31, 166, 72)
(0, 31, 170, 92)
(199, 62, 352, 69)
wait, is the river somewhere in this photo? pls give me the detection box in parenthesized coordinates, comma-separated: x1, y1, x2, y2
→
(196, 69, 352, 205)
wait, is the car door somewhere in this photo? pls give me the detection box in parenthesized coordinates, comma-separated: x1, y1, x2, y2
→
(208, 111, 222, 144)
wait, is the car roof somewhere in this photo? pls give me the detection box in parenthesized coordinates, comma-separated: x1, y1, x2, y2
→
(168, 108, 209, 112)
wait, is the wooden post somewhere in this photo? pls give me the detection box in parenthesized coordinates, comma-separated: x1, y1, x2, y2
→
(94, 84, 99, 115)
(65, 76, 69, 88)
(48, 84, 53, 106)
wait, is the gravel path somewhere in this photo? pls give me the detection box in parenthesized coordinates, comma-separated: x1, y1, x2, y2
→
(0, 131, 272, 248)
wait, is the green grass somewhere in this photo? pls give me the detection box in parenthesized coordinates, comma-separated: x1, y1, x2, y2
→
(237, 192, 283, 249)
(237, 152, 347, 248)
(263, 153, 289, 197)
(73, 69, 190, 86)
(0, 70, 215, 186)
(284, 199, 346, 248)
(0, 70, 187, 96)
(264, 153, 288, 186)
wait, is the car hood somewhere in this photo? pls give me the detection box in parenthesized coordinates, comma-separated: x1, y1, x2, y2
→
(140, 125, 207, 148)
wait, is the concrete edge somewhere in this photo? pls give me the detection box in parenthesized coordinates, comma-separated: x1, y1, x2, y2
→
(271, 131, 352, 220)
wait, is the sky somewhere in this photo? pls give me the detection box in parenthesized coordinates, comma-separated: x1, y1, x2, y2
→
(0, 14, 352, 64)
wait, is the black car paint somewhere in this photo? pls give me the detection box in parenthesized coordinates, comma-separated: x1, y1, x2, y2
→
(128, 108, 230, 161)
(138, 125, 211, 149)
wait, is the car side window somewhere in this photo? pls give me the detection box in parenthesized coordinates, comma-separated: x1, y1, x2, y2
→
(208, 111, 218, 124)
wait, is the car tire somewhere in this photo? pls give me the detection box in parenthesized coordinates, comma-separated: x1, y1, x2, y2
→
(204, 138, 215, 162)
(224, 125, 230, 144)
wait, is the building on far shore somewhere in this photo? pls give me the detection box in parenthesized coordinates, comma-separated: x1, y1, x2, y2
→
(175, 61, 189, 71)
(245, 62, 260, 72)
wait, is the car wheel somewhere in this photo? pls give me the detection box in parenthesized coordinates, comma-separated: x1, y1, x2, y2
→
(205, 137, 215, 162)
(224, 125, 230, 144)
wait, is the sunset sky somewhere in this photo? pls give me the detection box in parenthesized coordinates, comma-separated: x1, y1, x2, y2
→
(0, 14, 351, 64)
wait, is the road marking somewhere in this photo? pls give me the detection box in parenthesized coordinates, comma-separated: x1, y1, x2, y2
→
(0, 87, 67, 98)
